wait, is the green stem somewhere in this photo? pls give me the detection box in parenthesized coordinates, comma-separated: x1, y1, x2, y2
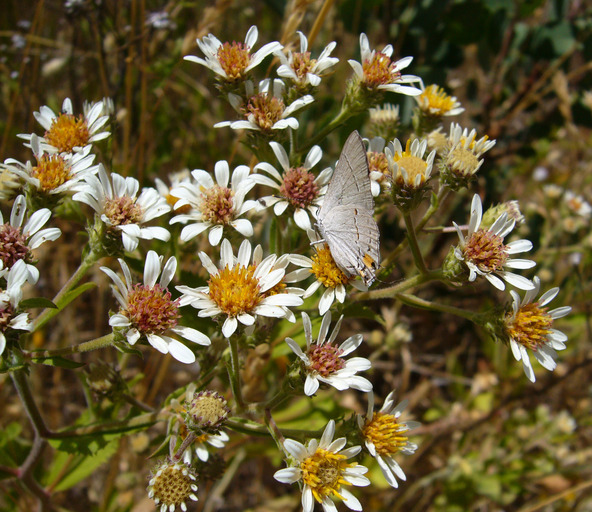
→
(225, 417, 325, 440)
(47, 412, 159, 439)
(172, 432, 197, 463)
(417, 187, 450, 232)
(352, 270, 442, 301)
(33, 249, 102, 332)
(395, 293, 479, 322)
(227, 336, 245, 411)
(11, 368, 51, 438)
(295, 106, 353, 156)
(25, 333, 115, 359)
(403, 212, 428, 274)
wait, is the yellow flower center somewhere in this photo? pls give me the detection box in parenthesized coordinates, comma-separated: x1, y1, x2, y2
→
(200, 184, 235, 225)
(464, 228, 508, 273)
(244, 93, 285, 131)
(300, 448, 356, 504)
(362, 52, 399, 88)
(150, 464, 195, 508)
(216, 41, 251, 81)
(32, 154, 72, 192)
(103, 196, 144, 226)
(505, 303, 553, 352)
(208, 264, 261, 317)
(417, 85, 457, 115)
(45, 113, 90, 152)
(310, 246, 349, 288)
(447, 146, 480, 177)
(186, 391, 229, 429)
(392, 140, 428, 187)
(362, 412, 410, 456)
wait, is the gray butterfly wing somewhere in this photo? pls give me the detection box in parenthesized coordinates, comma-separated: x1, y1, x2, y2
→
(317, 204, 380, 286)
(319, 131, 374, 217)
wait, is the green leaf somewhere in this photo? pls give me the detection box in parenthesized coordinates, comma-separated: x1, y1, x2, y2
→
(35, 282, 97, 330)
(20, 297, 57, 309)
(31, 356, 85, 369)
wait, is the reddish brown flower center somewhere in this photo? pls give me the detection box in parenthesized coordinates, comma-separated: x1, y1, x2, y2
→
(103, 196, 144, 226)
(464, 228, 508, 273)
(0, 224, 32, 268)
(367, 151, 390, 182)
(307, 343, 345, 377)
(200, 185, 235, 224)
(125, 283, 180, 334)
(279, 167, 319, 209)
(0, 301, 15, 331)
(292, 52, 317, 81)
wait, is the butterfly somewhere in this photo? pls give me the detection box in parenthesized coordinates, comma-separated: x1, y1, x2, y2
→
(316, 131, 380, 286)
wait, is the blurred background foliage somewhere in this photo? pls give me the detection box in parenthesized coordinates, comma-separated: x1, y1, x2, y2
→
(1, 0, 591, 511)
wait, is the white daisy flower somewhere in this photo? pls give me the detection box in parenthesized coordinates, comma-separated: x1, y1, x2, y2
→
(214, 79, 314, 132)
(252, 142, 331, 230)
(276, 31, 338, 88)
(176, 239, 304, 338)
(274, 420, 370, 512)
(73, 164, 171, 252)
(0, 259, 32, 357)
(415, 83, 464, 117)
(444, 123, 496, 179)
(504, 276, 571, 382)
(286, 311, 372, 396)
(3, 134, 98, 195)
(170, 161, 257, 246)
(348, 33, 422, 96)
(101, 251, 210, 364)
(386, 137, 436, 190)
(18, 97, 110, 154)
(183, 430, 230, 464)
(453, 194, 535, 291)
(184, 25, 282, 82)
(0, 194, 61, 284)
(357, 391, 421, 488)
(289, 230, 367, 315)
(563, 190, 591, 219)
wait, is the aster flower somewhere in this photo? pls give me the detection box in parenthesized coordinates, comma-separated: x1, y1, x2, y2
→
(386, 138, 435, 191)
(148, 459, 198, 512)
(73, 165, 171, 252)
(276, 31, 338, 88)
(214, 79, 313, 133)
(170, 161, 257, 246)
(3, 134, 98, 196)
(101, 251, 210, 364)
(286, 311, 372, 396)
(504, 276, 571, 382)
(184, 25, 282, 83)
(290, 230, 367, 315)
(176, 239, 304, 338)
(0, 259, 32, 357)
(415, 84, 464, 117)
(274, 420, 370, 512)
(0, 194, 61, 284)
(18, 97, 110, 154)
(563, 190, 591, 219)
(252, 142, 331, 230)
(348, 33, 421, 96)
(365, 137, 390, 197)
(442, 123, 496, 188)
(367, 103, 400, 141)
(183, 431, 230, 464)
(357, 391, 420, 488)
(452, 194, 535, 291)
